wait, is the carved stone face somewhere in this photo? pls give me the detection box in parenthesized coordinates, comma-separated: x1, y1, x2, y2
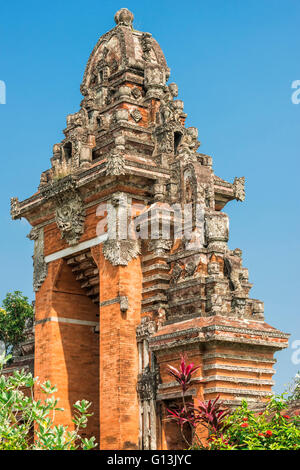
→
(168, 83, 178, 98)
(55, 194, 85, 246)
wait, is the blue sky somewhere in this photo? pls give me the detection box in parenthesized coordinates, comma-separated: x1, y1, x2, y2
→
(0, 0, 299, 393)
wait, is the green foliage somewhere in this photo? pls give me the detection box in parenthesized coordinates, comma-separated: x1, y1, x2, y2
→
(205, 396, 300, 450)
(0, 354, 97, 450)
(0, 291, 33, 349)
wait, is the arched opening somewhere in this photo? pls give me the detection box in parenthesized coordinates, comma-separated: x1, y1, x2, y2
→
(174, 132, 182, 155)
(63, 142, 72, 160)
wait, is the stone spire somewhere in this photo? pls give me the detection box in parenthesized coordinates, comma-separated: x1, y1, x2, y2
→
(114, 8, 134, 27)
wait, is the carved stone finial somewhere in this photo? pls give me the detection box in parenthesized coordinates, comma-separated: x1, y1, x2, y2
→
(233, 176, 245, 202)
(10, 197, 21, 220)
(114, 8, 134, 27)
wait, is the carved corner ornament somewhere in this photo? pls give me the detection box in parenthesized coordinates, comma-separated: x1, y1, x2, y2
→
(106, 151, 126, 176)
(10, 197, 21, 220)
(27, 227, 48, 292)
(102, 239, 140, 266)
(233, 176, 245, 202)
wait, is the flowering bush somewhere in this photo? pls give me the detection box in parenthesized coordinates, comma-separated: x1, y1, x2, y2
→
(166, 354, 300, 450)
(0, 354, 96, 450)
(206, 397, 300, 450)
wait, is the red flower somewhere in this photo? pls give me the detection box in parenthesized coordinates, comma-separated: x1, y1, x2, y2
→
(258, 412, 263, 415)
(241, 423, 249, 428)
(265, 430, 273, 437)
(282, 415, 290, 419)
(243, 417, 248, 421)
(258, 432, 264, 436)
(166, 354, 201, 392)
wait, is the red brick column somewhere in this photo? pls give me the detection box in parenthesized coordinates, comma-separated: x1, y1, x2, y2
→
(97, 245, 142, 449)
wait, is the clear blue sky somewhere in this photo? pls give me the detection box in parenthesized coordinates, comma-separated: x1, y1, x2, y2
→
(0, 0, 299, 393)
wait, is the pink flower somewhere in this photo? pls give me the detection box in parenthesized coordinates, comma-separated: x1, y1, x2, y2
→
(166, 354, 201, 392)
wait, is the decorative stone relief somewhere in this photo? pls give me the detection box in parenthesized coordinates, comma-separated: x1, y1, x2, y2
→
(106, 152, 126, 176)
(10, 197, 21, 220)
(207, 261, 220, 276)
(131, 109, 142, 122)
(232, 297, 246, 317)
(137, 365, 158, 401)
(184, 260, 197, 277)
(170, 262, 183, 284)
(106, 135, 126, 176)
(205, 213, 229, 250)
(102, 239, 140, 266)
(148, 238, 172, 255)
(27, 227, 48, 292)
(233, 176, 245, 202)
(55, 191, 85, 246)
(136, 319, 156, 340)
(224, 256, 244, 294)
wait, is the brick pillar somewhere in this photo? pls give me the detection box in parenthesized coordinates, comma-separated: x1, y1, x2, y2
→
(34, 259, 100, 442)
(96, 245, 142, 450)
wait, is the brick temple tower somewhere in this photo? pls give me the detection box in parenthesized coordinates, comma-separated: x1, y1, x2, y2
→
(11, 9, 289, 449)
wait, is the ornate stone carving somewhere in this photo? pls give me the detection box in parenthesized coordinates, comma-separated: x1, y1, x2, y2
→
(137, 365, 158, 401)
(106, 152, 126, 176)
(10, 197, 21, 220)
(148, 238, 172, 254)
(120, 296, 129, 312)
(27, 227, 48, 292)
(102, 239, 140, 266)
(224, 256, 244, 294)
(131, 109, 142, 122)
(205, 213, 229, 250)
(131, 87, 142, 100)
(233, 176, 245, 202)
(55, 192, 85, 246)
(207, 261, 220, 276)
(170, 262, 183, 284)
(106, 135, 126, 176)
(157, 307, 167, 330)
(136, 319, 156, 340)
(232, 297, 246, 317)
(141, 33, 152, 61)
(184, 260, 197, 277)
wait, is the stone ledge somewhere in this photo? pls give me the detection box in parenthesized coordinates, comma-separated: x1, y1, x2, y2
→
(203, 353, 276, 364)
(204, 387, 272, 397)
(203, 375, 274, 386)
(203, 364, 274, 374)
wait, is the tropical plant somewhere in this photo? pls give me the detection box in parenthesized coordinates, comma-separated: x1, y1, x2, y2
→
(166, 354, 300, 450)
(166, 354, 228, 448)
(0, 291, 33, 352)
(0, 354, 96, 450)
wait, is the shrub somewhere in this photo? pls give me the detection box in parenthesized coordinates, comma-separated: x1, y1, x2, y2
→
(166, 354, 300, 450)
(0, 354, 96, 450)
(0, 291, 33, 352)
(207, 396, 300, 450)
